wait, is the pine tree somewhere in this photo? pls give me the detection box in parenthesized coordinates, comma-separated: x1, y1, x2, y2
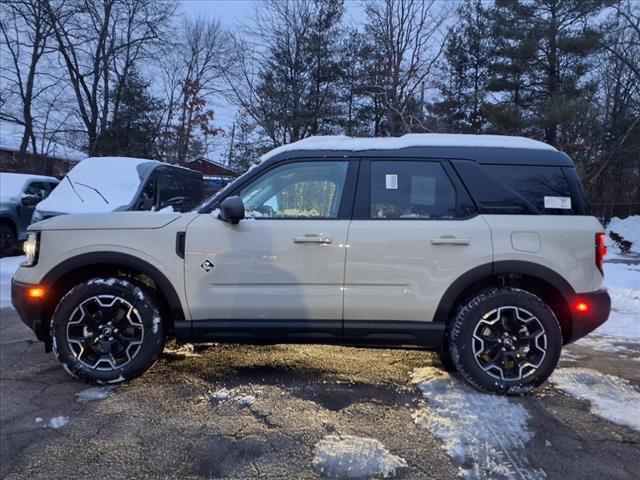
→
(96, 68, 163, 158)
(432, 0, 491, 133)
(485, 0, 609, 146)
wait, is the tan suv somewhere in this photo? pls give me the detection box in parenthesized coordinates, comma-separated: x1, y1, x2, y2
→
(11, 134, 611, 394)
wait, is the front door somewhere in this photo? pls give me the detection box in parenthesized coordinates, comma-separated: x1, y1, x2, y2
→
(185, 159, 355, 324)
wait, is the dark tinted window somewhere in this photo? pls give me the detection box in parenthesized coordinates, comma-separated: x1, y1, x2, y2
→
(369, 161, 457, 219)
(453, 161, 578, 215)
(485, 165, 574, 214)
(157, 170, 202, 212)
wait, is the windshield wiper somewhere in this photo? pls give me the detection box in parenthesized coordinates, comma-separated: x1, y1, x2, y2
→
(65, 176, 84, 202)
(74, 181, 109, 204)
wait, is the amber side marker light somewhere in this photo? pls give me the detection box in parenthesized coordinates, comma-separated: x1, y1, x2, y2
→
(27, 287, 46, 299)
(574, 301, 590, 313)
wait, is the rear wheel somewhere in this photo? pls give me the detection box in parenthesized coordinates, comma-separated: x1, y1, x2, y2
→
(449, 288, 562, 395)
(0, 223, 17, 257)
(51, 278, 165, 384)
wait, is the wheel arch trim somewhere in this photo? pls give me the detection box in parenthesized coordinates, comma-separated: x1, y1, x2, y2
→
(41, 251, 185, 322)
(433, 260, 575, 324)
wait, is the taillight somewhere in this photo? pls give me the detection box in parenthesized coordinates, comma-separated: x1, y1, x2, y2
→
(595, 232, 607, 275)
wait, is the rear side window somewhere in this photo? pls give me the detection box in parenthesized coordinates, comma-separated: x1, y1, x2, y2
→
(369, 161, 458, 219)
(453, 161, 580, 215)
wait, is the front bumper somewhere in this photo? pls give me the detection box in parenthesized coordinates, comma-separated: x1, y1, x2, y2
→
(11, 279, 49, 343)
(566, 289, 611, 343)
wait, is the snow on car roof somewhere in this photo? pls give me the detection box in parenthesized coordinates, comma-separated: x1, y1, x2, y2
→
(36, 156, 159, 214)
(0, 172, 59, 201)
(260, 134, 557, 162)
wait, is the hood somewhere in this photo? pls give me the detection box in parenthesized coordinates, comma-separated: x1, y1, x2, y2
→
(30, 211, 183, 231)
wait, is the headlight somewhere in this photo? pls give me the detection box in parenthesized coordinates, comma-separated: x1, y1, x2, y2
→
(31, 210, 43, 223)
(22, 232, 39, 266)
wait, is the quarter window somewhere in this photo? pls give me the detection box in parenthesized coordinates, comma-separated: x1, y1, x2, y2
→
(238, 161, 349, 218)
(369, 161, 458, 219)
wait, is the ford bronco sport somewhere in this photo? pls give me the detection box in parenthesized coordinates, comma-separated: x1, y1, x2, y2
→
(11, 134, 610, 394)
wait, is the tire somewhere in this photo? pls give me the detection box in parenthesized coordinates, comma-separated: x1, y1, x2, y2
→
(51, 277, 166, 384)
(448, 288, 562, 395)
(0, 223, 17, 257)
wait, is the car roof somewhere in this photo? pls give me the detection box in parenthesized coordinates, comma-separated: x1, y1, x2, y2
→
(0, 172, 59, 182)
(260, 134, 573, 167)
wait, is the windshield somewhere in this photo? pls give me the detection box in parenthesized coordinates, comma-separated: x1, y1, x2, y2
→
(36, 157, 155, 214)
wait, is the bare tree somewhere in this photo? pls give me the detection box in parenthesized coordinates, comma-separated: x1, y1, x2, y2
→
(0, 0, 54, 161)
(362, 0, 449, 136)
(42, 0, 174, 155)
(156, 17, 231, 164)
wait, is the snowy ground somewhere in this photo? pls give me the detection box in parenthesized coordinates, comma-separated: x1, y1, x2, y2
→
(0, 255, 24, 308)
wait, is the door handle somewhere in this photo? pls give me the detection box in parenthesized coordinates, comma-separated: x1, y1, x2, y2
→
(430, 237, 470, 246)
(294, 234, 333, 244)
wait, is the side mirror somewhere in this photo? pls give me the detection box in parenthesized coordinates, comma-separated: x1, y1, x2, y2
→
(218, 196, 244, 225)
(21, 194, 40, 206)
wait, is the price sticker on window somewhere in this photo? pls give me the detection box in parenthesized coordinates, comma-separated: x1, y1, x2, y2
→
(385, 174, 398, 189)
(544, 196, 571, 209)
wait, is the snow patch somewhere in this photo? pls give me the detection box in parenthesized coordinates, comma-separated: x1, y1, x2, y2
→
(75, 387, 115, 403)
(313, 435, 407, 479)
(152, 314, 161, 334)
(87, 278, 120, 287)
(212, 388, 231, 401)
(261, 134, 555, 162)
(48, 416, 69, 429)
(411, 367, 544, 479)
(34, 417, 43, 423)
(551, 368, 640, 432)
(36, 156, 158, 215)
(0, 256, 25, 309)
(576, 335, 638, 357)
(238, 394, 255, 406)
(606, 215, 640, 254)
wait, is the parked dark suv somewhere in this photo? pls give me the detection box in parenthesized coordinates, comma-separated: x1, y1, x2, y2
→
(0, 172, 59, 256)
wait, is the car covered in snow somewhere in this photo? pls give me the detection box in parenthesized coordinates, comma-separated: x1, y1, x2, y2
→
(31, 157, 203, 223)
(11, 134, 611, 394)
(0, 172, 59, 256)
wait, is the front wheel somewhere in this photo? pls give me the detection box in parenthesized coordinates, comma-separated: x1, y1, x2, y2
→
(449, 288, 562, 395)
(51, 278, 166, 384)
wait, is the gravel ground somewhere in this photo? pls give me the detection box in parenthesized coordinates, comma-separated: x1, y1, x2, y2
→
(1, 307, 639, 480)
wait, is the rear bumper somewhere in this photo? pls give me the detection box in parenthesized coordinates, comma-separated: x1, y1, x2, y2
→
(566, 289, 611, 343)
(11, 279, 48, 342)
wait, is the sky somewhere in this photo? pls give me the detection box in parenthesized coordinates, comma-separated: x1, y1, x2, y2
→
(180, 0, 367, 28)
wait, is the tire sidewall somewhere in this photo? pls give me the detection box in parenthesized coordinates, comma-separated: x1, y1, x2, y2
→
(450, 288, 562, 394)
(51, 278, 165, 384)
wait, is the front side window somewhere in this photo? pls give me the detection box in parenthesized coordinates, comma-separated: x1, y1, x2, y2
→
(238, 161, 349, 218)
(369, 161, 457, 219)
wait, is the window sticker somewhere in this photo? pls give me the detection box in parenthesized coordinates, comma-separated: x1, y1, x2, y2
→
(544, 196, 571, 209)
(385, 174, 398, 189)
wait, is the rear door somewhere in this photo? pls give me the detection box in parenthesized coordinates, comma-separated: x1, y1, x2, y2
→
(184, 159, 357, 324)
(343, 159, 493, 328)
